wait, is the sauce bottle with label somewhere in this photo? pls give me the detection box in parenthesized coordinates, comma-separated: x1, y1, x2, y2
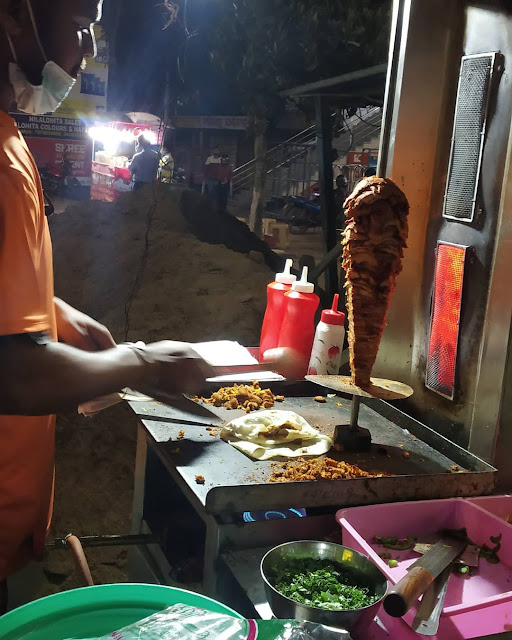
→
(307, 293, 346, 375)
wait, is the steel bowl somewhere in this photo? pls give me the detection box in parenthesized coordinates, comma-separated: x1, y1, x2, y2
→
(261, 540, 388, 632)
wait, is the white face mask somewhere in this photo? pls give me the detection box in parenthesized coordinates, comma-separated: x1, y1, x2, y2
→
(6, 0, 76, 115)
(9, 61, 76, 115)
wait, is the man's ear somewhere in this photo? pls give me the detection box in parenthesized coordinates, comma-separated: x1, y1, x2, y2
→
(0, 1, 29, 37)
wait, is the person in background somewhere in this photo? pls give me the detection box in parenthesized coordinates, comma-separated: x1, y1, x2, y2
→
(203, 146, 221, 194)
(60, 152, 74, 184)
(0, 0, 213, 613)
(128, 135, 159, 191)
(364, 166, 377, 177)
(158, 144, 175, 185)
(331, 148, 343, 186)
(205, 145, 221, 167)
(334, 173, 349, 215)
(215, 153, 233, 212)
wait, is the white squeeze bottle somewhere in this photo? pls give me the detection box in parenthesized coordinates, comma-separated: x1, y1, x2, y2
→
(307, 293, 346, 376)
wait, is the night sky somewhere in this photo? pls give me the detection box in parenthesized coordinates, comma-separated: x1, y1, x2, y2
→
(103, 0, 243, 117)
(102, 0, 391, 119)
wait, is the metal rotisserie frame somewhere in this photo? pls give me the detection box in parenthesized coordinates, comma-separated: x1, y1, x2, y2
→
(374, 0, 512, 488)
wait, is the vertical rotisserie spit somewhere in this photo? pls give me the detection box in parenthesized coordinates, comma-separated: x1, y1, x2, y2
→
(342, 177, 410, 388)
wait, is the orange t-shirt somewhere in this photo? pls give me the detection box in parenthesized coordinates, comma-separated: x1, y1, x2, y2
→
(0, 110, 57, 580)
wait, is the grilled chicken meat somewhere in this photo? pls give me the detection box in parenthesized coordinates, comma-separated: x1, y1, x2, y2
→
(342, 177, 409, 388)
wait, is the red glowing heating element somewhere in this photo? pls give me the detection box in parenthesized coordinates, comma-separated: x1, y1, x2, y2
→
(426, 242, 467, 399)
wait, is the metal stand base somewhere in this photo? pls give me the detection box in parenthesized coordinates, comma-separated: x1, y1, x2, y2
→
(333, 396, 372, 452)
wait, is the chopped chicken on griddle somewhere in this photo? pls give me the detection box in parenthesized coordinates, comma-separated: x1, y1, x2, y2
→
(269, 457, 385, 482)
(198, 381, 284, 412)
(342, 177, 409, 388)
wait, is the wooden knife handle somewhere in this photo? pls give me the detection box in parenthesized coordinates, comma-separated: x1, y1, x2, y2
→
(383, 566, 435, 618)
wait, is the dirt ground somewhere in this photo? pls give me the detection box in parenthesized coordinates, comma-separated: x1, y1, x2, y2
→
(39, 404, 137, 597)
(36, 186, 277, 596)
(51, 186, 277, 345)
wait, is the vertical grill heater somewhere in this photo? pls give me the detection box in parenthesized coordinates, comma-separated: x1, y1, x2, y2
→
(426, 242, 468, 399)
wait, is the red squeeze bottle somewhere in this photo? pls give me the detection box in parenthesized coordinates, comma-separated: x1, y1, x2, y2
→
(260, 259, 296, 360)
(278, 266, 320, 378)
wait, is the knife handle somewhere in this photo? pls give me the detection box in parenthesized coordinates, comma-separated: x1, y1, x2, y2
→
(383, 566, 435, 617)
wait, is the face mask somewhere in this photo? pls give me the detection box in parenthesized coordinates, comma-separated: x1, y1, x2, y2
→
(6, 0, 76, 115)
(9, 61, 76, 115)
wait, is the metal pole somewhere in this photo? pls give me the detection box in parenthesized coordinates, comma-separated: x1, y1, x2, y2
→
(315, 95, 338, 299)
(310, 243, 344, 283)
(350, 395, 361, 429)
(47, 533, 160, 549)
(377, 0, 407, 177)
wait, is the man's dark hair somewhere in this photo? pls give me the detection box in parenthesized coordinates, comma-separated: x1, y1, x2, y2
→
(138, 135, 150, 149)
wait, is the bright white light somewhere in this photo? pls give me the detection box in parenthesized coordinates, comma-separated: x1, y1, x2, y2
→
(88, 125, 159, 154)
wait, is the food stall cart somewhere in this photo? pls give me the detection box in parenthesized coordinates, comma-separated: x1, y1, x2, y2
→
(121, 2, 512, 638)
(88, 121, 163, 202)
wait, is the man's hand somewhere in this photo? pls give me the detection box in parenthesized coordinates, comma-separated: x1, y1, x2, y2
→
(130, 341, 215, 398)
(54, 297, 115, 352)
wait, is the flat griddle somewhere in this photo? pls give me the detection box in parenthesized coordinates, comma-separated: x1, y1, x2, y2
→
(128, 382, 495, 516)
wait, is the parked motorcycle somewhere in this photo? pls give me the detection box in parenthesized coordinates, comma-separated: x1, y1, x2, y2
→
(172, 166, 187, 185)
(39, 159, 81, 197)
(283, 192, 322, 234)
(39, 165, 61, 196)
(283, 185, 347, 234)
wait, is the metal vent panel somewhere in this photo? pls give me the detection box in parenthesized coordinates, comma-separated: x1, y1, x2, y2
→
(443, 53, 498, 223)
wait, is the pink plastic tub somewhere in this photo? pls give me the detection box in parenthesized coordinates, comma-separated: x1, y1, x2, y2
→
(467, 494, 512, 523)
(337, 498, 512, 639)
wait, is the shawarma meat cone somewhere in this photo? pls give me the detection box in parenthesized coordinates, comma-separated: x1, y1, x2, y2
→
(342, 177, 409, 388)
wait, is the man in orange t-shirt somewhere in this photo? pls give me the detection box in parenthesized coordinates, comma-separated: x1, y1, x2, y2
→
(0, 0, 213, 611)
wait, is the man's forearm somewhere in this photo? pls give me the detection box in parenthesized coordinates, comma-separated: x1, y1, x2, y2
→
(0, 335, 145, 415)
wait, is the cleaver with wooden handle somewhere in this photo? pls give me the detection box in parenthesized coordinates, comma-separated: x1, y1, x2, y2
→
(383, 537, 467, 618)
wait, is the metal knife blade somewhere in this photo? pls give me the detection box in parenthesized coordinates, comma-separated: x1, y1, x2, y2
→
(407, 537, 467, 576)
(383, 537, 466, 618)
(414, 541, 479, 566)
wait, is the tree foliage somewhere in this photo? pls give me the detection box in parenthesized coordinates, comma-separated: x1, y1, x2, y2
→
(208, 0, 392, 121)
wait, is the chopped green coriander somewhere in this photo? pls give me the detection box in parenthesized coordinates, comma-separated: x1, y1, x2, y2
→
(268, 558, 379, 611)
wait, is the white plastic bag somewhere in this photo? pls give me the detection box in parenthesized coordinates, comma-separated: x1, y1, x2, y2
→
(66, 603, 352, 639)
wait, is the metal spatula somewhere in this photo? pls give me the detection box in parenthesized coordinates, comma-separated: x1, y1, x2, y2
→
(412, 565, 451, 635)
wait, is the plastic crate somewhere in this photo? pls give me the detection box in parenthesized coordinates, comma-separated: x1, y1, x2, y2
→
(337, 498, 512, 639)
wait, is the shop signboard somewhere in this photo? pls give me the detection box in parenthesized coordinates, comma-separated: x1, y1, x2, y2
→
(347, 151, 370, 165)
(54, 26, 108, 119)
(170, 115, 249, 130)
(12, 114, 93, 184)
